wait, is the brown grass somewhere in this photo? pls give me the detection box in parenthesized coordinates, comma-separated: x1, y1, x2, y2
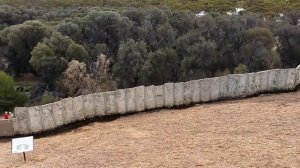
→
(0, 91, 300, 168)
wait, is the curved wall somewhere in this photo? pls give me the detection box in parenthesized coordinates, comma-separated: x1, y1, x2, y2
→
(2, 66, 300, 136)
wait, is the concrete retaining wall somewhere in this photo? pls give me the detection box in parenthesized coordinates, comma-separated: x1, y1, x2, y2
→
(1, 66, 299, 137)
(0, 119, 16, 136)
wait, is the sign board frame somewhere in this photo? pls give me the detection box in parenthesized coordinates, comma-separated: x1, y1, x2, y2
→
(11, 136, 34, 154)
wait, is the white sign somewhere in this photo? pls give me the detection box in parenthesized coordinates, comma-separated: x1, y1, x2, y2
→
(12, 136, 34, 154)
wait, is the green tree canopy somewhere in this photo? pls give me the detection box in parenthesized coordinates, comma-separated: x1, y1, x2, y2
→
(277, 25, 300, 67)
(5, 20, 51, 75)
(66, 43, 89, 62)
(30, 43, 67, 84)
(0, 71, 27, 112)
(143, 48, 180, 85)
(240, 27, 281, 71)
(113, 39, 149, 88)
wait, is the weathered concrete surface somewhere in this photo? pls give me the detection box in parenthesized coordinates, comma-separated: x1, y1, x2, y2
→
(116, 89, 127, 114)
(236, 74, 248, 97)
(105, 91, 117, 115)
(210, 77, 220, 100)
(260, 71, 269, 92)
(227, 75, 239, 97)
(28, 106, 43, 133)
(164, 83, 174, 108)
(62, 98, 74, 124)
(278, 69, 288, 90)
(52, 101, 64, 127)
(73, 96, 85, 121)
(268, 69, 288, 91)
(268, 70, 278, 91)
(94, 93, 106, 116)
(248, 73, 257, 95)
(0, 119, 15, 137)
(183, 82, 192, 105)
(83, 94, 95, 118)
(254, 71, 269, 93)
(296, 65, 300, 85)
(200, 79, 210, 102)
(126, 88, 136, 112)
(145, 86, 155, 110)
(40, 104, 55, 131)
(286, 69, 297, 90)
(174, 82, 184, 106)
(190, 80, 201, 103)
(136, 86, 145, 112)
(14, 107, 30, 135)
(219, 76, 228, 99)
(155, 85, 165, 108)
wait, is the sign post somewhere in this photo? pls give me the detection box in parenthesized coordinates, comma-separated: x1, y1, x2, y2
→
(23, 152, 26, 162)
(12, 136, 34, 162)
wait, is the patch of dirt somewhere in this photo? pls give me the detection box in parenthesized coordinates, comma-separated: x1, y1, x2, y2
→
(0, 92, 300, 168)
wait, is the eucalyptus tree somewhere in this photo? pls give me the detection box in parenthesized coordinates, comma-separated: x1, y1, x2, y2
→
(5, 20, 51, 75)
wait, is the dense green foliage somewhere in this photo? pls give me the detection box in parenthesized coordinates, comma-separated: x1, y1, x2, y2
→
(0, 71, 27, 112)
(0, 1, 299, 105)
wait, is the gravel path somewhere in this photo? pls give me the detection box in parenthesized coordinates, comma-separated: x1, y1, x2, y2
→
(0, 91, 300, 168)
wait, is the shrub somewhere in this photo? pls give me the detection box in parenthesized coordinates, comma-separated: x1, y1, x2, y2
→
(234, 64, 249, 74)
(39, 92, 60, 105)
(0, 71, 27, 112)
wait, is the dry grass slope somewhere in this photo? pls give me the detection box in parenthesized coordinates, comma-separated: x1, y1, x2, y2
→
(1, 91, 300, 167)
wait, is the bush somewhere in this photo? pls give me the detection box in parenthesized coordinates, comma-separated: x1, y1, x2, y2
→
(0, 71, 27, 112)
(215, 68, 231, 77)
(39, 92, 60, 105)
(234, 64, 249, 74)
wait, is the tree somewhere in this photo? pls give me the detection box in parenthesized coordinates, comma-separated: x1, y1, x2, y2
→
(178, 40, 218, 81)
(0, 56, 8, 71)
(30, 43, 67, 84)
(66, 43, 89, 62)
(84, 43, 109, 65)
(169, 11, 195, 37)
(286, 10, 300, 25)
(90, 54, 117, 92)
(143, 48, 180, 85)
(62, 60, 89, 96)
(175, 31, 218, 80)
(80, 10, 133, 57)
(0, 71, 27, 112)
(56, 21, 81, 41)
(277, 25, 300, 67)
(240, 28, 281, 71)
(5, 20, 51, 75)
(43, 32, 73, 57)
(145, 8, 168, 28)
(113, 39, 149, 88)
(61, 58, 116, 96)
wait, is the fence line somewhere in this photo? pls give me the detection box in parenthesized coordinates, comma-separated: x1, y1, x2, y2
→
(3, 66, 300, 136)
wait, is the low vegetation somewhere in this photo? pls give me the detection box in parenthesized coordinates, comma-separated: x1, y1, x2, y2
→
(0, 71, 27, 112)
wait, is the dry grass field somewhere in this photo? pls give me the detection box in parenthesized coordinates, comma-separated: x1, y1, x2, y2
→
(0, 91, 299, 168)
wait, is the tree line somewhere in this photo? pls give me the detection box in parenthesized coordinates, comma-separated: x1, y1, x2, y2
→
(0, 6, 300, 111)
(0, 0, 299, 17)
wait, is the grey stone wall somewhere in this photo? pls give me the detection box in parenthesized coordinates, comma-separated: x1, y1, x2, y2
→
(40, 104, 55, 131)
(136, 86, 145, 112)
(105, 91, 117, 115)
(5, 66, 300, 136)
(164, 83, 174, 108)
(145, 86, 155, 110)
(116, 89, 127, 114)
